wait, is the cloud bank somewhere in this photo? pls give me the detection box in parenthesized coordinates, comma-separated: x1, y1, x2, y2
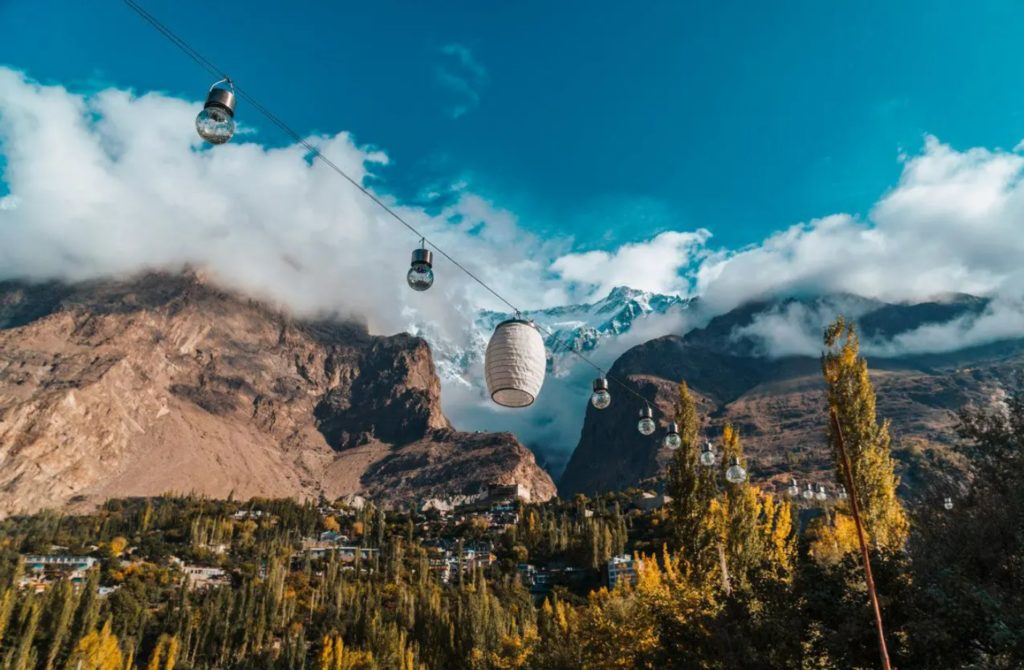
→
(0, 67, 566, 343)
(3, 68, 1024, 464)
(695, 136, 1024, 314)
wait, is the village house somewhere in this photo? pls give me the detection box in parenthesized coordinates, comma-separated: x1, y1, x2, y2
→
(19, 555, 98, 592)
(607, 554, 643, 589)
(182, 565, 230, 589)
(630, 491, 673, 511)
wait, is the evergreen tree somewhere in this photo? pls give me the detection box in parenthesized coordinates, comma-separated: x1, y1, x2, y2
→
(822, 317, 909, 550)
(10, 594, 42, 670)
(42, 581, 77, 670)
(665, 382, 717, 577)
(906, 384, 1024, 667)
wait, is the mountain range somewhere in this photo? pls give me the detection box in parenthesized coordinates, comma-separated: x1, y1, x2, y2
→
(0, 273, 555, 516)
(426, 286, 688, 388)
(1, 272, 1018, 514)
(560, 293, 1019, 497)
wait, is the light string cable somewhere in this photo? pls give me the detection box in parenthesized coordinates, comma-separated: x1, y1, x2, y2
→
(122, 0, 657, 412)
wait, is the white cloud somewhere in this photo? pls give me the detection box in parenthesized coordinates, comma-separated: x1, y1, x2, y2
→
(436, 43, 487, 119)
(5, 67, 1024, 463)
(695, 136, 1024, 317)
(550, 230, 709, 300)
(0, 67, 554, 340)
(869, 295, 1024, 357)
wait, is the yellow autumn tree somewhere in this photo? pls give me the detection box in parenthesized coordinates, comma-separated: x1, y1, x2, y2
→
(575, 584, 660, 669)
(708, 424, 797, 592)
(807, 510, 861, 565)
(68, 620, 123, 670)
(145, 634, 179, 670)
(108, 537, 129, 556)
(666, 382, 718, 581)
(759, 493, 797, 582)
(318, 633, 376, 670)
(822, 317, 909, 550)
(534, 597, 582, 668)
(488, 629, 538, 669)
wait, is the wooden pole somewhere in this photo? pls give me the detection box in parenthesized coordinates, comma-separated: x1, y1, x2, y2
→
(830, 407, 892, 670)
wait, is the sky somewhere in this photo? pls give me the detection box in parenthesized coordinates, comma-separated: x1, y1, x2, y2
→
(4, 1, 1024, 255)
(4, 1, 1024, 469)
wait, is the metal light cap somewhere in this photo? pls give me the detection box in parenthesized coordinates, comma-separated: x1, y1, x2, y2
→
(639, 406, 653, 419)
(667, 421, 679, 435)
(592, 377, 609, 392)
(204, 87, 236, 116)
(411, 248, 433, 267)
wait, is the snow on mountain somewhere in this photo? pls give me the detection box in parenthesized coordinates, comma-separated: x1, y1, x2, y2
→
(419, 286, 689, 388)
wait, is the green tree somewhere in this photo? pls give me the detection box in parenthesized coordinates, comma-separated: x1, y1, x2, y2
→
(10, 594, 42, 670)
(666, 382, 718, 577)
(906, 384, 1024, 668)
(822, 317, 909, 550)
(42, 581, 78, 670)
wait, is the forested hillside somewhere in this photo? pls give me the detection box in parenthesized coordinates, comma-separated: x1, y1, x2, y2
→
(0, 321, 1020, 669)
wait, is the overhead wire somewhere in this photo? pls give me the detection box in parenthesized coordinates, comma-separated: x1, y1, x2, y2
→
(122, 0, 658, 413)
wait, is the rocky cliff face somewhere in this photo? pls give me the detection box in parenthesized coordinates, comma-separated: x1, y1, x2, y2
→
(0, 273, 555, 516)
(560, 295, 1021, 497)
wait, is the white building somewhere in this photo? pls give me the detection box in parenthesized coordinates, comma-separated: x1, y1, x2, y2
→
(183, 565, 229, 589)
(20, 555, 98, 591)
(607, 554, 642, 589)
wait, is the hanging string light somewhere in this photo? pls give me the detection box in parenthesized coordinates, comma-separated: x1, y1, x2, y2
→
(119, 0, 697, 419)
(943, 496, 954, 511)
(663, 422, 681, 450)
(699, 441, 716, 467)
(195, 79, 236, 144)
(407, 241, 434, 291)
(725, 457, 747, 484)
(787, 478, 800, 497)
(816, 484, 828, 501)
(637, 406, 656, 436)
(837, 485, 849, 500)
(590, 378, 611, 409)
(802, 483, 815, 500)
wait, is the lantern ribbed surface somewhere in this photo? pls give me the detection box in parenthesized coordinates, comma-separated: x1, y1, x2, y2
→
(485, 319, 547, 408)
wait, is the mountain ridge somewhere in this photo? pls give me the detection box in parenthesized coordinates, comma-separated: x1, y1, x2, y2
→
(0, 272, 555, 516)
(560, 292, 1019, 497)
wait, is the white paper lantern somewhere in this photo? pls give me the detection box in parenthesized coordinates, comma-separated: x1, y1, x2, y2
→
(485, 319, 546, 407)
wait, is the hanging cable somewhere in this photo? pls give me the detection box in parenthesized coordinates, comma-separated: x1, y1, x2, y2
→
(121, 0, 664, 416)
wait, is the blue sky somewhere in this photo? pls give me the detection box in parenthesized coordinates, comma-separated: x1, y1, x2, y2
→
(4, 0, 1024, 255)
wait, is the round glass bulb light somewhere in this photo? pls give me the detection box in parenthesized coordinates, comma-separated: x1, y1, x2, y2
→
(591, 389, 611, 410)
(725, 462, 747, 484)
(943, 496, 954, 511)
(663, 432, 682, 450)
(815, 486, 828, 501)
(787, 479, 800, 497)
(638, 417, 656, 436)
(407, 262, 434, 291)
(837, 486, 848, 500)
(802, 485, 814, 500)
(699, 445, 716, 468)
(196, 106, 235, 144)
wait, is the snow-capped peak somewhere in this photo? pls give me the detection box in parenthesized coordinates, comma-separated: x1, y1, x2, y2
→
(423, 286, 689, 387)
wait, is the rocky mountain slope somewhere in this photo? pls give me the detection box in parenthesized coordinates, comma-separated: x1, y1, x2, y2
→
(561, 294, 1020, 497)
(0, 273, 555, 516)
